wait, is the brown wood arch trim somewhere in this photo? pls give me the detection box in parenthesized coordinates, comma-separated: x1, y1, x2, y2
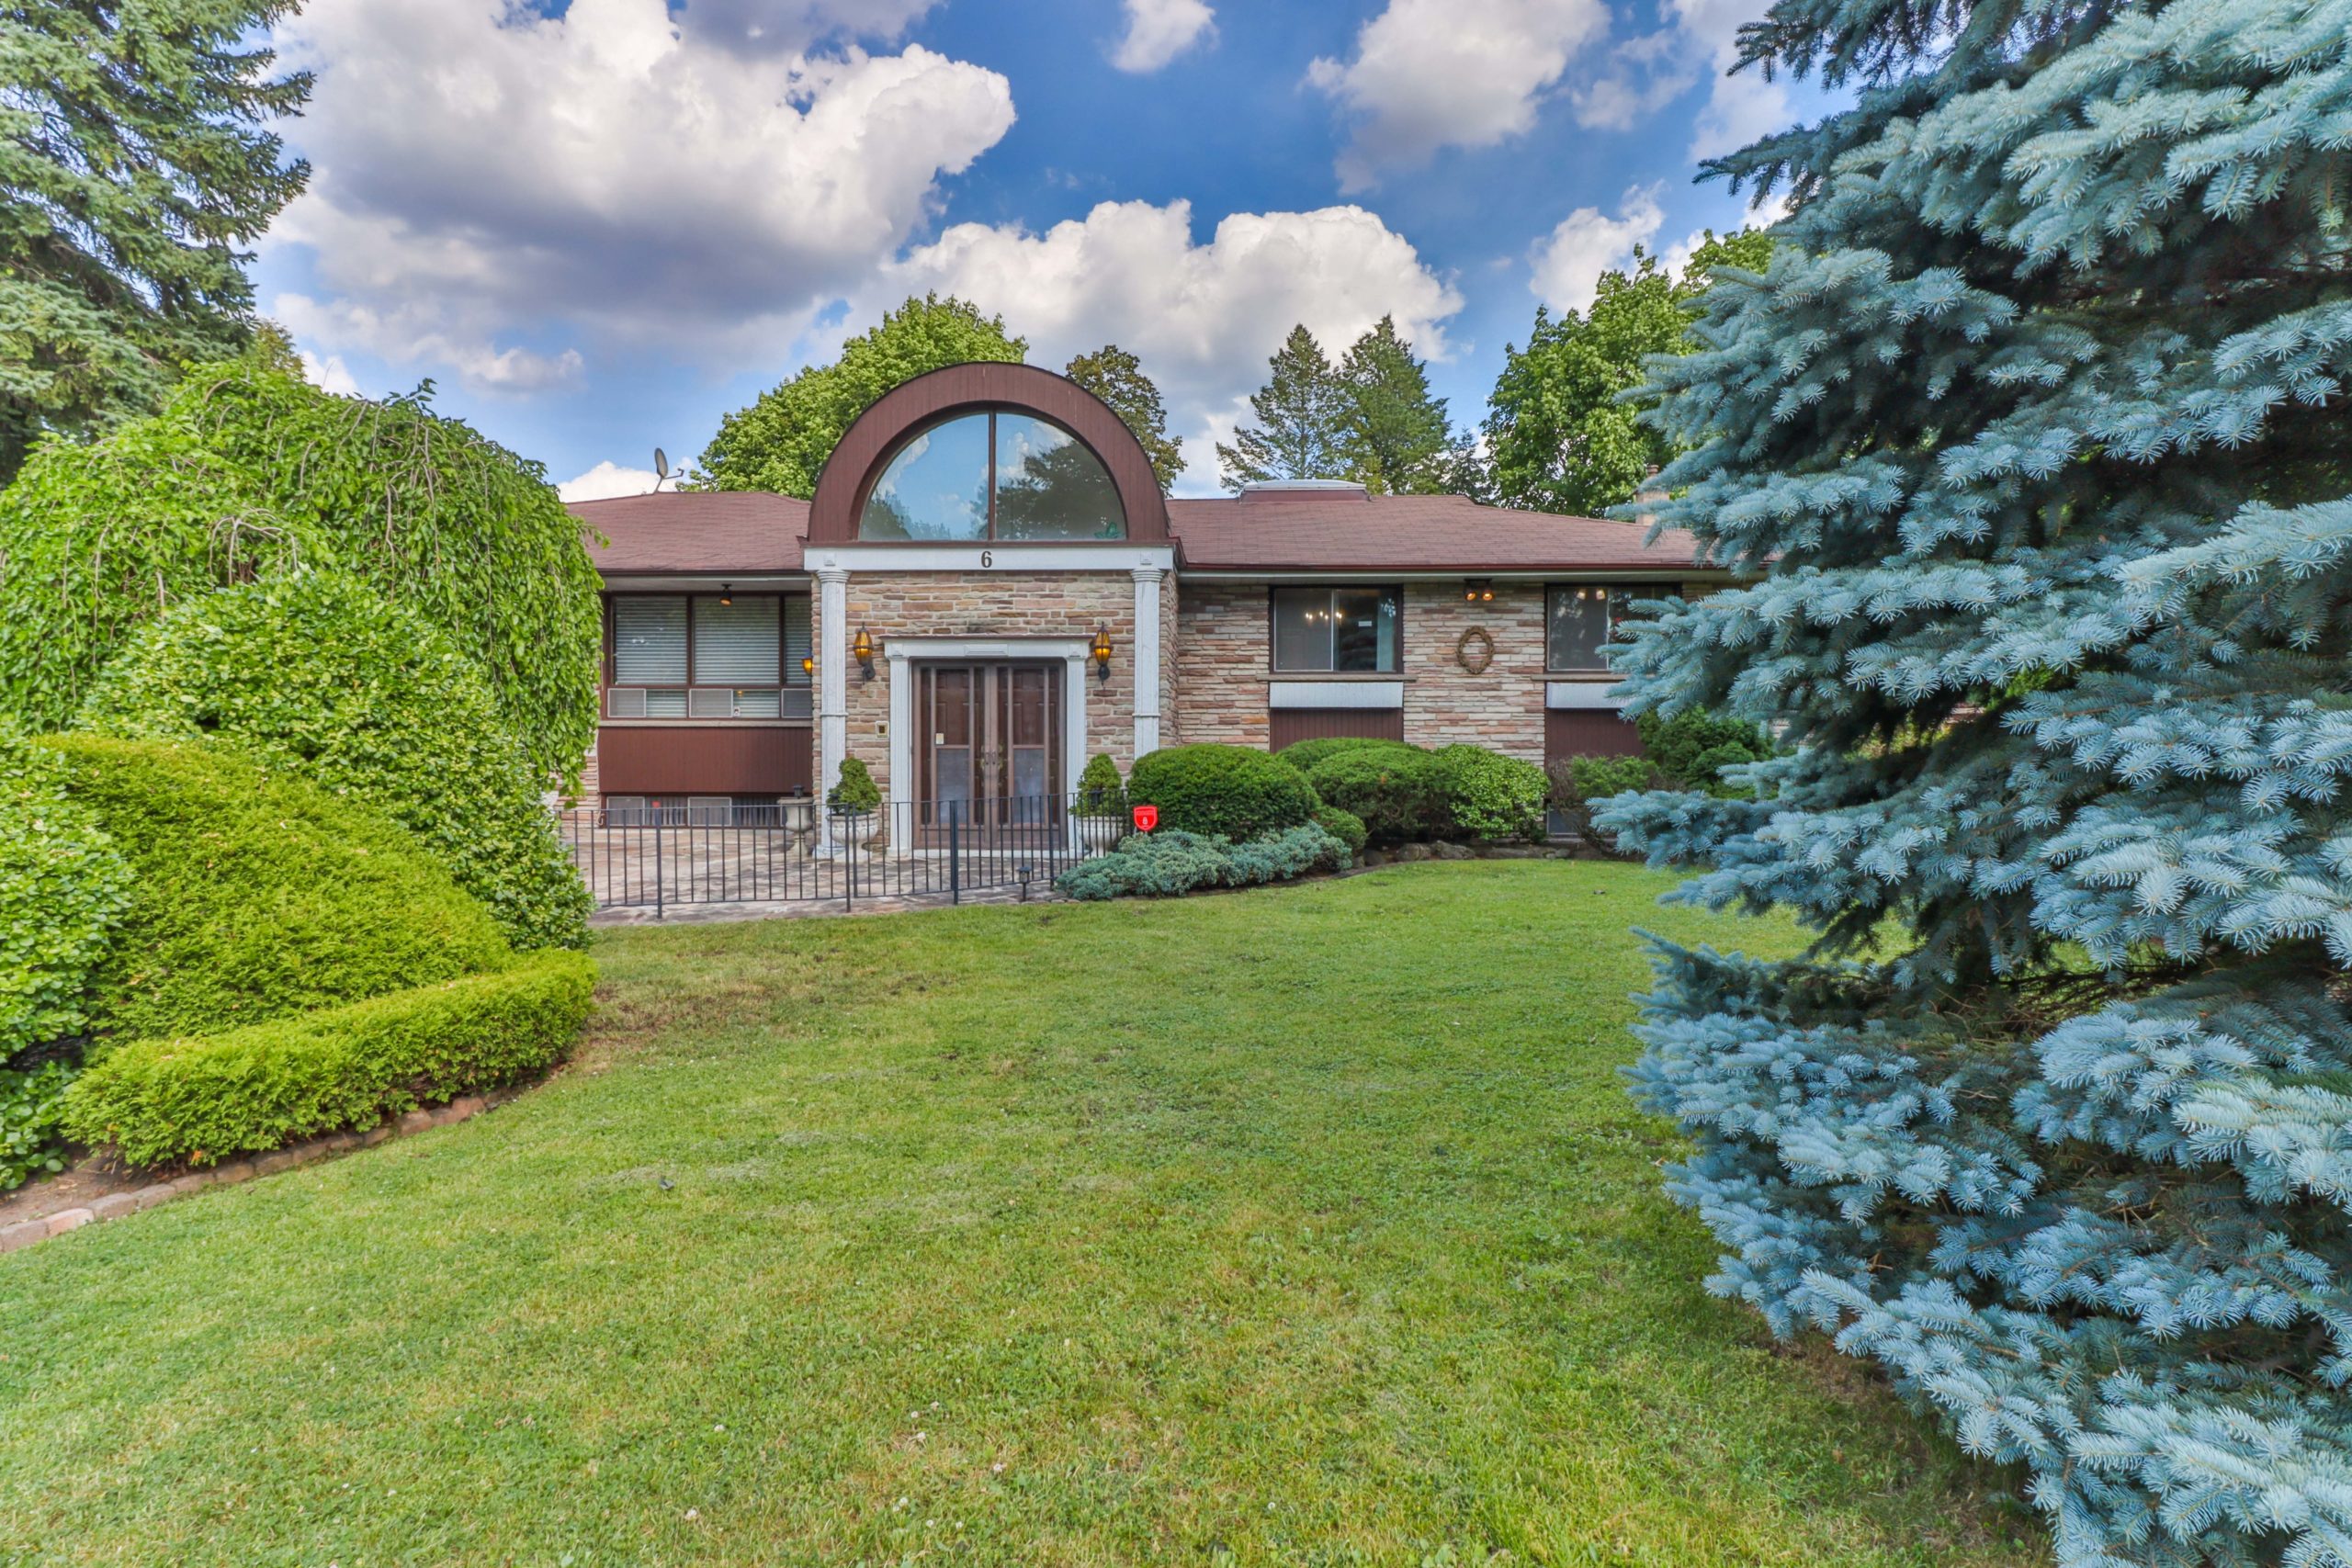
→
(806, 362, 1170, 546)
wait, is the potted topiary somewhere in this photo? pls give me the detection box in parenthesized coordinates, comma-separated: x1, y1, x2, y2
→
(1074, 753, 1126, 852)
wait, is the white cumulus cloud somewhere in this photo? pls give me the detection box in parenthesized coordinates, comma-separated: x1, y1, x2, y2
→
(859, 198, 1464, 491)
(1111, 0, 1215, 72)
(1668, 0, 1791, 160)
(1306, 0, 1608, 191)
(558, 461, 662, 502)
(1528, 184, 1666, 314)
(266, 0, 1017, 393)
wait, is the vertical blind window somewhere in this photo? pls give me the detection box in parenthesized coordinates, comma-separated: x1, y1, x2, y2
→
(1548, 585, 1631, 671)
(783, 595, 812, 685)
(613, 596, 687, 683)
(692, 597, 780, 683)
(1271, 587, 1401, 672)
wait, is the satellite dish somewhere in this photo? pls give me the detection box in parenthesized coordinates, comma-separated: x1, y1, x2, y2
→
(653, 447, 670, 479)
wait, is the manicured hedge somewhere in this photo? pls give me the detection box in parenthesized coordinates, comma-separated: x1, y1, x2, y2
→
(1126, 744, 1317, 840)
(1301, 747, 1446, 843)
(60, 949, 595, 1168)
(1429, 745, 1548, 841)
(43, 735, 512, 1042)
(1273, 735, 1408, 775)
(79, 572, 591, 951)
(1055, 825, 1349, 900)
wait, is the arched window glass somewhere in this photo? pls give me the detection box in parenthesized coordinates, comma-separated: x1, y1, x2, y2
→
(858, 409, 1126, 540)
(858, 413, 991, 540)
(992, 413, 1125, 539)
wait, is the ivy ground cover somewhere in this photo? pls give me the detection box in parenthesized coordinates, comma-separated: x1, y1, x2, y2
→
(0, 863, 2038, 1565)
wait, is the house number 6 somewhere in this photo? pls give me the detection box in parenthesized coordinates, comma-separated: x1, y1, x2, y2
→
(980, 549, 993, 568)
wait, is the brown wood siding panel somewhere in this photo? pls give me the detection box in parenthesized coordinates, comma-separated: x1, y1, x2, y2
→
(806, 363, 1169, 544)
(1269, 707, 1408, 751)
(1545, 708, 1643, 763)
(596, 727, 812, 796)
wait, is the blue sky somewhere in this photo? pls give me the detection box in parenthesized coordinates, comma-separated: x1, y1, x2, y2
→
(254, 0, 1805, 498)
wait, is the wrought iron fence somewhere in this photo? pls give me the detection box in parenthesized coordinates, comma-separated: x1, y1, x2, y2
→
(557, 793, 1129, 915)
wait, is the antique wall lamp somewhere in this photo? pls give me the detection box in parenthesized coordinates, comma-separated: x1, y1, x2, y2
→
(853, 626, 876, 679)
(1091, 624, 1114, 683)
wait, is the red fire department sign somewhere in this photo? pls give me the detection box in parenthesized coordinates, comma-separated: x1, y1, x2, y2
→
(1131, 804, 1159, 833)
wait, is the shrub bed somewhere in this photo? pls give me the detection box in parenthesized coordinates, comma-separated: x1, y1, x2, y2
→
(1300, 746, 1445, 843)
(1126, 744, 1317, 840)
(79, 572, 590, 951)
(1429, 745, 1548, 841)
(44, 735, 511, 1042)
(1055, 825, 1349, 900)
(1273, 736, 1404, 775)
(1312, 805, 1368, 856)
(61, 949, 595, 1169)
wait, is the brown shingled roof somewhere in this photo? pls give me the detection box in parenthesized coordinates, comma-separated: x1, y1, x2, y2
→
(565, 485, 1708, 576)
(1166, 489, 1708, 572)
(570, 491, 809, 574)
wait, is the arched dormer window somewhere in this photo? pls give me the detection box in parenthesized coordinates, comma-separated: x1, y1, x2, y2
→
(859, 409, 1126, 541)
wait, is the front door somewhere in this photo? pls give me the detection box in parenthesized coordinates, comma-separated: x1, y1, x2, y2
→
(914, 661, 1063, 826)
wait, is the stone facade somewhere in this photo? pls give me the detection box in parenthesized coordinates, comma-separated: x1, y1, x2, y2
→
(1172, 580, 1560, 761)
(820, 569, 1142, 801)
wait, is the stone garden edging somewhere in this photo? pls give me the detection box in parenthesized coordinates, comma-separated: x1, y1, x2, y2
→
(0, 1085, 526, 1258)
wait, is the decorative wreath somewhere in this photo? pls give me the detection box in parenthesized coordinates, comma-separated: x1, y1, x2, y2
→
(1455, 626, 1496, 675)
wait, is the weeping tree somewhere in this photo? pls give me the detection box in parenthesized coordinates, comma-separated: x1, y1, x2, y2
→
(1596, 0, 2352, 1562)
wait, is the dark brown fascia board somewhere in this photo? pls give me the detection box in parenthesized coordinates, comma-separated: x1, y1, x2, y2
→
(1172, 567, 1739, 581)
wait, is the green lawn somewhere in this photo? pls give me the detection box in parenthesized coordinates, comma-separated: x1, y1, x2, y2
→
(0, 862, 2038, 1567)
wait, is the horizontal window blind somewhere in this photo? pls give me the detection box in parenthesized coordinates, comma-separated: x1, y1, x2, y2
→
(783, 595, 812, 685)
(694, 597, 780, 683)
(614, 596, 687, 682)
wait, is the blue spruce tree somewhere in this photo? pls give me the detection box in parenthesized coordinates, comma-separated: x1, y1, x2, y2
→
(1596, 1, 2352, 1562)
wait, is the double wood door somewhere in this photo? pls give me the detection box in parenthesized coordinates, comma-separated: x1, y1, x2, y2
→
(913, 661, 1063, 826)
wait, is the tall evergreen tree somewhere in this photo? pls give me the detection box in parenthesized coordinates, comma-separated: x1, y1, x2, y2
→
(1216, 325, 1348, 490)
(699, 295, 1025, 495)
(1064, 344, 1183, 493)
(1596, 2, 2352, 1562)
(1336, 315, 1456, 495)
(0, 0, 311, 483)
(1485, 231, 1770, 518)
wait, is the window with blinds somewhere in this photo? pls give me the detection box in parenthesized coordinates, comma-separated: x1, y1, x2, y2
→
(783, 595, 811, 685)
(692, 597, 781, 682)
(613, 596, 687, 682)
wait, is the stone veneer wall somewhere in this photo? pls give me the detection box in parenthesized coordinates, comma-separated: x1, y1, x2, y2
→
(1173, 581, 1558, 761)
(820, 570, 1141, 800)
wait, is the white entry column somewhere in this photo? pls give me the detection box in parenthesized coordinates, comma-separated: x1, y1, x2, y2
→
(816, 562, 849, 852)
(1131, 564, 1164, 759)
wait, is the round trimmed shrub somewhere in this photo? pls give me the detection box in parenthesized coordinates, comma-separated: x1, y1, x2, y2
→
(829, 756, 882, 810)
(1430, 745, 1549, 841)
(1312, 804, 1369, 856)
(0, 731, 130, 1061)
(42, 735, 512, 1043)
(1302, 748, 1446, 843)
(1126, 744, 1317, 840)
(77, 572, 591, 951)
(1076, 752, 1126, 813)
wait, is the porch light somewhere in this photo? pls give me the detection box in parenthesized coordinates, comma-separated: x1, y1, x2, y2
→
(800, 654, 815, 677)
(853, 626, 876, 678)
(1464, 578, 1494, 603)
(718, 581, 733, 605)
(1091, 624, 1114, 682)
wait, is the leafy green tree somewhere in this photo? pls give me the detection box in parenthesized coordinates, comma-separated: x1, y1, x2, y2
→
(1336, 316, 1458, 495)
(1485, 231, 1771, 517)
(1595, 1, 2352, 1562)
(1216, 325, 1348, 490)
(699, 295, 1025, 495)
(1064, 344, 1183, 493)
(0, 0, 311, 483)
(0, 356, 604, 784)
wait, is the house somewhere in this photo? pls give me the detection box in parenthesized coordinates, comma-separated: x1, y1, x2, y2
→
(570, 362, 1725, 829)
